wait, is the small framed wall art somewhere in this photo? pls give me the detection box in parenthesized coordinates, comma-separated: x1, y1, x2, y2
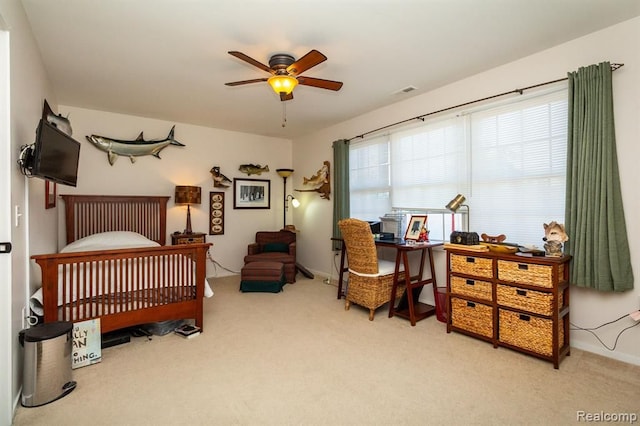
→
(209, 192, 224, 235)
(45, 180, 56, 209)
(405, 215, 428, 241)
(233, 178, 270, 209)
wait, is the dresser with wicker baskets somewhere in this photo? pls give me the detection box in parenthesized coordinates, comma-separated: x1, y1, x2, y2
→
(445, 247, 571, 368)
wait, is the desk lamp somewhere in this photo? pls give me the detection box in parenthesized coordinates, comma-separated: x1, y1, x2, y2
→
(175, 185, 201, 234)
(445, 194, 470, 231)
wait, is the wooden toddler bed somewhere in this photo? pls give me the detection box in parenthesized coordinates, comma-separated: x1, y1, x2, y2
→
(31, 194, 212, 334)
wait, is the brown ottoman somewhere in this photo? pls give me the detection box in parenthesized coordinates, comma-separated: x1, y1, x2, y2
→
(240, 261, 285, 293)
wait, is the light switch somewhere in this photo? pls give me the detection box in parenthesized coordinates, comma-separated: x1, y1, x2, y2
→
(15, 205, 21, 227)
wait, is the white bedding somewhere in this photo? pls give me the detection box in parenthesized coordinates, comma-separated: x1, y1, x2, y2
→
(30, 231, 213, 316)
(60, 231, 161, 252)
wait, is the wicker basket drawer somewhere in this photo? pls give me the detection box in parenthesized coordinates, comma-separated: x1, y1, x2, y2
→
(498, 260, 564, 288)
(451, 254, 493, 278)
(451, 276, 492, 301)
(498, 309, 564, 356)
(496, 285, 563, 316)
(451, 297, 493, 338)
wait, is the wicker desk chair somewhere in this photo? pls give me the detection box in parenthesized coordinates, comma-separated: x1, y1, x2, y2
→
(338, 218, 405, 320)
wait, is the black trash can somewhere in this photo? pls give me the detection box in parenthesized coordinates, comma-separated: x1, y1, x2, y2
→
(20, 321, 77, 407)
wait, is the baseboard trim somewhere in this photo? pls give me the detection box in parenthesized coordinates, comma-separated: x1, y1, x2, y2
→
(570, 341, 640, 366)
(13, 385, 22, 421)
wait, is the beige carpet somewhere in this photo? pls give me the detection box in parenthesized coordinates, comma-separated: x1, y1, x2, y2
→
(13, 275, 640, 426)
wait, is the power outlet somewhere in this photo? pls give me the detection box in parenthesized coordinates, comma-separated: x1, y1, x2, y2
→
(630, 295, 640, 322)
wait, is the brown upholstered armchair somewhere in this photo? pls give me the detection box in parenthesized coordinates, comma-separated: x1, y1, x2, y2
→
(244, 230, 297, 283)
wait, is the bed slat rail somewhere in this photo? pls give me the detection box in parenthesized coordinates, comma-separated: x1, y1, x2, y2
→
(32, 243, 210, 333)
(61, 195, 170, 245)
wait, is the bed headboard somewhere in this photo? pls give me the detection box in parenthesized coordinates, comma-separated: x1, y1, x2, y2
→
(60, 195, 171, 245)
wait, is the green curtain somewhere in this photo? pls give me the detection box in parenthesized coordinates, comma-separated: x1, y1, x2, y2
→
(332, 139, 350, 251)
(565, 62, 633, 292)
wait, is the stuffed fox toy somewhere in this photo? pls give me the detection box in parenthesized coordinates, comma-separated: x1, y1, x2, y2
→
(542, 221, 569, 257)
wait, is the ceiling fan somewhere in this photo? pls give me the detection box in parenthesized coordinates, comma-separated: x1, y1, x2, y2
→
(224, 49, 343, 101)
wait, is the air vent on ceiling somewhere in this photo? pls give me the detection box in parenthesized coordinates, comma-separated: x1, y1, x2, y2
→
(393, 85, 418, 95)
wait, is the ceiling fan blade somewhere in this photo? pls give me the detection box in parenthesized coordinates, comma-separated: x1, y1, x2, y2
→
(286, 50, 327, 76)
(297, 76, 343, 91)
(280, 92, 294, 102)
(228, 51, 274, 74)
(225, 78, 269, 86)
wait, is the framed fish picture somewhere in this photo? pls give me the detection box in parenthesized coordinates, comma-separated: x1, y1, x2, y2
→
(209, 192, 224, 235)
(233, 178, 270, 209)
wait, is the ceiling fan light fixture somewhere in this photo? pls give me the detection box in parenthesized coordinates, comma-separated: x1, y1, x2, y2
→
(268, 75, 298, 95)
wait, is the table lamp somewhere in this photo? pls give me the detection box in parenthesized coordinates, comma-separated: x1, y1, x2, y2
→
(445, 193, 470, 231)
(175, 185, 201, 234)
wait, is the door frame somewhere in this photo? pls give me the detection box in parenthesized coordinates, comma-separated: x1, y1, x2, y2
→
(1, 16, 14, 424)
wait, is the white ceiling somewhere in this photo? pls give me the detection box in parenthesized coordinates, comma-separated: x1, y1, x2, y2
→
(20, 0, 640, 139)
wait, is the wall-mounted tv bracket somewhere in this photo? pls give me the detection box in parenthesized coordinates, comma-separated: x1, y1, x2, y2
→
(17, 144, 34, 177)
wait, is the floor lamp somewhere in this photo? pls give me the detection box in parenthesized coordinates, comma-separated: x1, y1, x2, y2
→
(276, 168, 299, 229)
(275, 168, 312, 279)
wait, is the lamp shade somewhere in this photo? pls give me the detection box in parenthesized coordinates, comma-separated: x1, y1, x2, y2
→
(287, 194, 300, 208)
(268, 75, 298, 95)
(445, 194, 466, 212)
(276, 168, 294, 178)
(175, 186, 201, 205)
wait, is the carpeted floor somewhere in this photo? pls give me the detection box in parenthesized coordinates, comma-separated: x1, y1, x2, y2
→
(12, 275, 640, 425)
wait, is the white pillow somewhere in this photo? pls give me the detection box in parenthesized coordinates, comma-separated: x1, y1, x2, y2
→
(60, 231, 160, 253)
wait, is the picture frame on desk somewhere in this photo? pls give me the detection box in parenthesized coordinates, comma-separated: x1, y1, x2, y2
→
(405, 215, 427, 241)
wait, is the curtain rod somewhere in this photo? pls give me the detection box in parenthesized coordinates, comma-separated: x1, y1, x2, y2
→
(348, 63, 624, 141)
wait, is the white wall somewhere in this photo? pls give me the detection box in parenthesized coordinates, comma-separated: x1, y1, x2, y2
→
(5, 9, 638, 422)
(0, 0, 57, 421)
(38, 106, 293, 281)
(293, 17, 640, 365)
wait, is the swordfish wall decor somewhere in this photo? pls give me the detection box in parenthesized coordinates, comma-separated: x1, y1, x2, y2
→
(86, 125, 185, 165)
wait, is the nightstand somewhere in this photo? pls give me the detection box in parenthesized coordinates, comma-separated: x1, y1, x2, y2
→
(171, 232, 206, 245)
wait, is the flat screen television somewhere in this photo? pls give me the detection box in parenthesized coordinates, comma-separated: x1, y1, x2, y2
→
(29, 118, 81, 187)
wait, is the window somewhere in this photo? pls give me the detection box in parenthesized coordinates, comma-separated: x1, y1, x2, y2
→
(470, 93, 568, 245)
(349, 135, 391, 220)
(349, 88, 568, 246)
(391, 117, 467, 209)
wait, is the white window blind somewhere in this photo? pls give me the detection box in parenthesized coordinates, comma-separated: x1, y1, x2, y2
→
(469, 91, 568, 245)
(349, 135, 391, 220)
(349, 88, 568, 246)
(391, 117, 467, 208)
